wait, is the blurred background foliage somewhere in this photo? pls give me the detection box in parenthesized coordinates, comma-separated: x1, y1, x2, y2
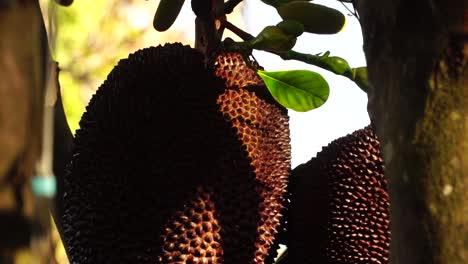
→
(37, 1, 245, 262)
(41, 0, 184, 134)
(40, 0, 244, 134)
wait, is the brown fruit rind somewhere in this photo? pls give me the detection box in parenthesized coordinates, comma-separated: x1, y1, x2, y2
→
(63, 44, 291, 263)
(214, 53, 291, 263)
(64, 44, 255, 263)
(289, 126, 390, 264)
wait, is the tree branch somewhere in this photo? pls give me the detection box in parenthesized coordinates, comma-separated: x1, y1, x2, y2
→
(274, 50, 368, 91)
(223, 34, 369, 91)
(224, 0, 244, 14)
(224, 20, 254, 41)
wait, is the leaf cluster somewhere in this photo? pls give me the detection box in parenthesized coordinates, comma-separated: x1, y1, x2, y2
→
(152, 0, 366, 112)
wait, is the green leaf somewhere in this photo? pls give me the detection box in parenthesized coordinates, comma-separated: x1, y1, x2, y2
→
(257, 70, 329, 112)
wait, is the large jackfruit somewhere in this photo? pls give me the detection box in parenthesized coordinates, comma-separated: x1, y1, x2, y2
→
(62, 43, 290, 263)
(214, 53, 291, 263)
(289, 126, 390, 264)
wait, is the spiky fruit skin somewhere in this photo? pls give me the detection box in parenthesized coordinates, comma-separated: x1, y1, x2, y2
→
(63, 44, 255, 263)
(289, 126, 390, 264)
(214, 53, 291, 263)
(62, 44, 290, 263)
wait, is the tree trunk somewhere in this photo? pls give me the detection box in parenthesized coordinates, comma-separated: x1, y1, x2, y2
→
(0, 1, 60, 262)
(358, 0, 467, 263)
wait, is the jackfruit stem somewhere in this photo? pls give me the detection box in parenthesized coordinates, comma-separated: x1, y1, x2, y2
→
(224, 0, 244, 14)
(224, 20, 254, 41)
(193, 0, 225, 58)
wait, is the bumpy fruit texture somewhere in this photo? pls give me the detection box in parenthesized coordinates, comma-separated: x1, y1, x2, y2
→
(62, 44, 290, 263)
(63, 43, 252, 263)
(289, 126, 390, 264)
(213, 53, 264, 89)
(214, 53, 291, 263)
(277, 2, 346, 34)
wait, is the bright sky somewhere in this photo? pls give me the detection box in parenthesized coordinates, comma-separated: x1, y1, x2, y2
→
(59, 0, 370, 169)
(243, 0, 370, 167)
(167, 0, 370, 168)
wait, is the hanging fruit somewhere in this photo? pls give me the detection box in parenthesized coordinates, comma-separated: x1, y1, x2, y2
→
(62, 43, 291, 263)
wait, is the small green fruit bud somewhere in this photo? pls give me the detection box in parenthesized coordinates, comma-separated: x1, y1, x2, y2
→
(250, 26, 297, 52)
(276, 20, 305, 37)
(277, 2, 346, 34)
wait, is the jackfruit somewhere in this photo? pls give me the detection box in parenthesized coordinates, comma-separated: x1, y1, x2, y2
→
(62, 43, 290, 263)
(214, 52, 291, 263)
(288, 126, 390, 264)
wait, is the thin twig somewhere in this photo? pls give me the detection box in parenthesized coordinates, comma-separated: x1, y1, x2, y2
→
(224, 20, 254, 41)
(339, 1, 355, 16)
(272, 49, 368, 91)
(275, 50, 331, 70)
(338, 0, 361, 25)
(224, 0, 244, 14)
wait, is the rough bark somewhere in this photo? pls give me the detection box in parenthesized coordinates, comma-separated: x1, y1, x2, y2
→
(358, 0, 467, 263)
